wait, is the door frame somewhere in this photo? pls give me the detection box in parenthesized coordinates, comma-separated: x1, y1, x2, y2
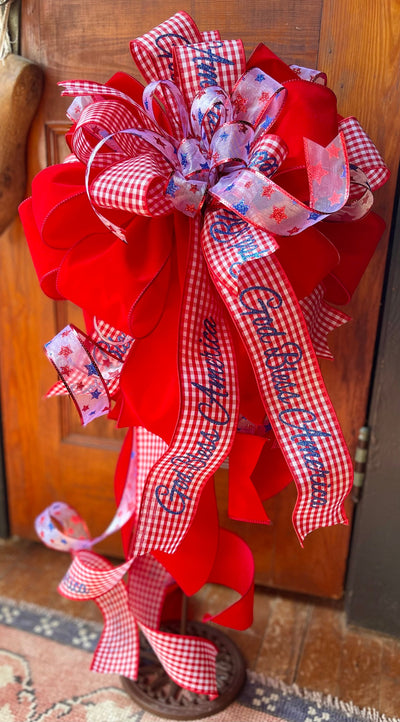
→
(346, 177, 400, 637)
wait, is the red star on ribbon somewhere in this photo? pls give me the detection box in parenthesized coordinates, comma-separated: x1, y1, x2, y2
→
(328, 190, 342, 205)
(59, 346, 73, 357)
(60, 365, 72, 376)
(262, 184, 275, 199)
(233, 94, 247, 112)
(270, 205, 288, 223)
(327, 143, 340, 159)
(310, 162, 329, 184)
(259, 91, 271, 103)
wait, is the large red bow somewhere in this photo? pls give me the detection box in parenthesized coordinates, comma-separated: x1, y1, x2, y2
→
(20, 11, 389, 695)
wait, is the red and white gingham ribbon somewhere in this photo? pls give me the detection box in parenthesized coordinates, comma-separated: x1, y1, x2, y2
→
(201, 207, 353, 542)
(133, 218, 239, 557)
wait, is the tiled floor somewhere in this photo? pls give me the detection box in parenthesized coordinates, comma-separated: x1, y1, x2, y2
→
(1, 536, 399, 718)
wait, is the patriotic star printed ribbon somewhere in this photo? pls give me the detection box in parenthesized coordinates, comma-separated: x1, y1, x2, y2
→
(20, 10, 389, 695)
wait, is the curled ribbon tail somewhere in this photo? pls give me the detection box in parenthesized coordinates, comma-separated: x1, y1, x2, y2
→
(133, 217, 239, 558)
(201, 212, 353, 544)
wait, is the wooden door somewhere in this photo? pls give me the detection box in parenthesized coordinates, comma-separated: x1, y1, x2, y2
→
(0, 0, 398, 596)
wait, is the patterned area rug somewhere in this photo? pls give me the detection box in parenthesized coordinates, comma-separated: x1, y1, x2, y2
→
(0, 596, 398, 722)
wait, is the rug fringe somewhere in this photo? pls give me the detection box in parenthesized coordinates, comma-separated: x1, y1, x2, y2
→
(247, 670, 400, 722)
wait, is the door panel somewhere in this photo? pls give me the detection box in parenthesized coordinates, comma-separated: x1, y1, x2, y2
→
(1, 0, 398, 593)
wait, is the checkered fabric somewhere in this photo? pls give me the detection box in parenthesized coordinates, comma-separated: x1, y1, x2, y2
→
(130, 11, 203, 84)
(59, 551, 140, 679)
(128, 555, 174, 629)
(91, 318, 134, 361)
(141, 625, 218, 697)
(129, 555, 218, 696)
(90, 153, 173, 216)
(134, 427, 168, 514)
(339, 116, 390, 190)
(58, 548, 218, 695)
(299, 285, 350, 360)
(133, 219, 239, 558)
(201, 213, 354, 544)
(173, 39, 246, 109)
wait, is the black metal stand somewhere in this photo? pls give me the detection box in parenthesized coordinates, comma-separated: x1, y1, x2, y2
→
(121, 597, 246, 719)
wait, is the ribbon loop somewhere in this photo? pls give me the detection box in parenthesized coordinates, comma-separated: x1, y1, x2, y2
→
(231, 67, 286, 130)
(190, 85, 233, 142)
(210, 121, 254, 171)
(45, 324, 122, 425)
(143, 79, 190, 141)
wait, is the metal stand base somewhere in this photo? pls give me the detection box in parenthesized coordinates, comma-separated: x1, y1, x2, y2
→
(121, 620, 246, 719)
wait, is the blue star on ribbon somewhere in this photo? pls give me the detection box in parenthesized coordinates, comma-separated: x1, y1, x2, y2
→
(307, 211, 320, 221)
(85, 363, 99, 376)
(260, 115, 273, 129)
(234, 200, 249, 215)
(90, 389, 101, 399)
(255, 73, 266, 82)
(166, 178, 179, 198)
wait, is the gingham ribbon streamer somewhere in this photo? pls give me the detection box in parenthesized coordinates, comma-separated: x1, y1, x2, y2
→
(128, 555, 218, 696)
(59, 550, 140, 678)
(299, 286, 350, 361)
(133, 219, 239, 557)
(201, 208, 353, 543)
(58, 549, 219, 695)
